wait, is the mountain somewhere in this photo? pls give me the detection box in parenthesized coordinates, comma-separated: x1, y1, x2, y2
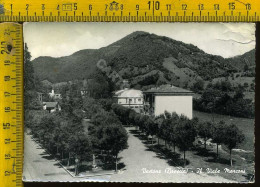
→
(227, 49, 255, 70)
(32, 31, 255, 89)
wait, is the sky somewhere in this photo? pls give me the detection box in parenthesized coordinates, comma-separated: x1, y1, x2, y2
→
(24, 23, 255, 60)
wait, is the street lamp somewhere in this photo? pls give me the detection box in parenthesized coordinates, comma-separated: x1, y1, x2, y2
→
(75, 158, 79, 176)
(92, 154, 97, 169)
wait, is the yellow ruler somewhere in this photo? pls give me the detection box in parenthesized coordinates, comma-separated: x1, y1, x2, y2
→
(0, 23, 23, 187)
(0, 0, 259, 22)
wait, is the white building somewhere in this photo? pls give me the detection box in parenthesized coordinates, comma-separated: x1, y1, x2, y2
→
(43, 102, 61, 113)
(143, 85, 193, 119)
(48, 89, 62, 100)
(36, 92, 43, 103)
(113, 88, 144, 113)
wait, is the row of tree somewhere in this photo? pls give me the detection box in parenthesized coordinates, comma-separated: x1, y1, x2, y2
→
(27, 108, 93, 174)
(27, 97, 128, 174)
(191, 78, 254, 94)
(112, 104, 245, 166)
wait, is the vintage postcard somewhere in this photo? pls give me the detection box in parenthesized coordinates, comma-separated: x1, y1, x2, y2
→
(22, 23, 255, 183)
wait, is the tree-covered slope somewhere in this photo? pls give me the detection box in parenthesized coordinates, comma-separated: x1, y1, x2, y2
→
(32, 31, 255, 89)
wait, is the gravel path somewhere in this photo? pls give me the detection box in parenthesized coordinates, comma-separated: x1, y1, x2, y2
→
(110, 127, 235, 183)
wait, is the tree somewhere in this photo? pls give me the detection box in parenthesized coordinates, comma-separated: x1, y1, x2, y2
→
(24, 43, 34, 91)
(196, 82, 254, 118)
(197, 121, 214, 149)
(220, 80, 232, 92)
(58, 121, 72, 161)
(133, 113, 142, 132)
(175, 116, 197, 166)
(223, 124, 245, 166)
(112, 103, 131, 125)
(168, 116, 179, 153)
(144, 117, 158, 144)
(89, 105, 128, 171)
(37, 114, 57, 149)
(206, 82, 213, 89)
(98, 98, 113, 111)
(83, 97, 104, 118)
(24, 43, 42, 111)
(128, 110, 137, 128)
(200, 88, 222, 112)
(87, 70, 112, 98)
(91, 110, 120, 127)
(244, 64, 249, 72)
(95, 124, 128, 172)
(192, 79, 204, 92)
(137, 115, 148, 134)
(25, 91, 43, 110)
(154, 114, 165, 145)
(215, 93, 231, 114)
(160, 116, 171, 148)
(211, 121, 226, 158)
(69, 132, 92, 175)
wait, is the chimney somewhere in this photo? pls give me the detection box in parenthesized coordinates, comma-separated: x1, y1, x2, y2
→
(123, 79, 130, 89)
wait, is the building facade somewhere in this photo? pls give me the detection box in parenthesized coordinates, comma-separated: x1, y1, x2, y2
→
(43, 102, 61, 113)
(48, 89, 62, 100)
(80, 78, 96, 97)
(36, 92, 43, 103)
(143, 85, 193, 119)
(113, 88, 144, 113)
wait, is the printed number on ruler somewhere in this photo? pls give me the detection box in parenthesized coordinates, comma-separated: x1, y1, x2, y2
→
(0, 0, 259, 21)
(0, 23, 23, 187)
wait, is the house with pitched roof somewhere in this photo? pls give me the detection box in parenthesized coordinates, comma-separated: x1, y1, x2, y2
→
(48, 89, 62, 100)
(143, 84, 194, 119)
(43, 102, 61, 113)
(113, 88, 144, 113)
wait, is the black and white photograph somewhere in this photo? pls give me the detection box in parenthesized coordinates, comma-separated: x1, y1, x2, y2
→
(23, 23, 255, 183)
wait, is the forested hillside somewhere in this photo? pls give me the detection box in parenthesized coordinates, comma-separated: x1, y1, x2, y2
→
(32, 31, 255, 91)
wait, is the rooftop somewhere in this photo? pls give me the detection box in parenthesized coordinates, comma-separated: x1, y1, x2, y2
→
(143, 84, 193, 95)
(114, 89, 143, 98)
(43, 102, 58, 108)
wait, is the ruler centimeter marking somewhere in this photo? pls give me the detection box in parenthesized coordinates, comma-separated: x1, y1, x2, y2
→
(0, 23, 23, 187)
(0, 0, 259, 22)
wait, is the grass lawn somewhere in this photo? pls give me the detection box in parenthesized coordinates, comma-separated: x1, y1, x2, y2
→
(193, 110, 254, 152)
(192, 110, 254, 182)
